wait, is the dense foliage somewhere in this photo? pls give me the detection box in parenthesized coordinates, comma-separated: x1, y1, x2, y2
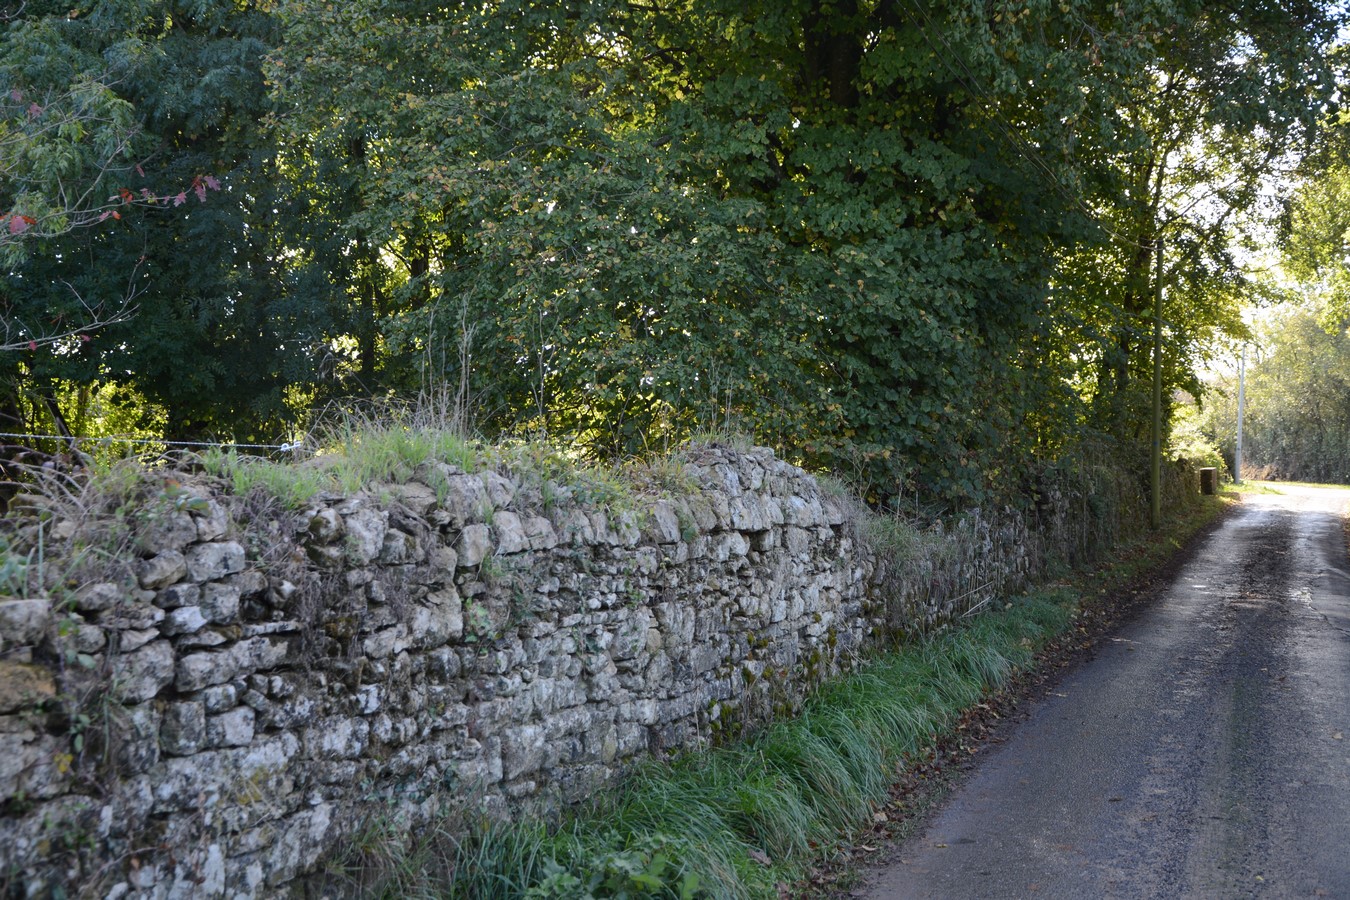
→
(2, 0, 1343, 503)
(1203, 305, 1350, 484)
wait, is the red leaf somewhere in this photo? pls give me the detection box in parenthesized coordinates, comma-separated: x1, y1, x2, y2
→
(7, 214, 34, 235)
(204, 174, 221, 191)
(118, 187, 135, 202)
(26, 103, 41, 119)
(173, 192, 187, 207)
(193, 179, 207, 202)
(111, 210, 120, 220)
(9, 89, 21, 103)
(27, 341, 36, 351)
(135, 165, 145, 178)
(79, 334, 90, 342)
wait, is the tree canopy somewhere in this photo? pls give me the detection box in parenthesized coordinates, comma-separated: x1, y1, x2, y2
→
(3, 0, 1344, 502)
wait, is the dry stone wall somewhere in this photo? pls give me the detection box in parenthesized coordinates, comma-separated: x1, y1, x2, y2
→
(1, 447, 886, 897)
(0, 445, 1174, 897)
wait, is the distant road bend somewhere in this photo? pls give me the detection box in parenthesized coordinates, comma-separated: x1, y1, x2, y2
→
(867, 485, 1350, 899)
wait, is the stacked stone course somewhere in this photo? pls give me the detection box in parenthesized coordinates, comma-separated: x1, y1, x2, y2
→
(2, 443, 1129, 896)
(2, 446, 904, 897)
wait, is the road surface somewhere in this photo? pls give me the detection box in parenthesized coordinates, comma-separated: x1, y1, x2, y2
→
(866, 485, 1350, 899)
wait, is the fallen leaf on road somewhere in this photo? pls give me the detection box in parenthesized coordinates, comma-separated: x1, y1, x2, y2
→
(1334, 732, 1343, 740)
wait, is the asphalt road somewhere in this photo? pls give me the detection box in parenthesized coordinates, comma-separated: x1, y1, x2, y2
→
(866, 485, 1350, 899)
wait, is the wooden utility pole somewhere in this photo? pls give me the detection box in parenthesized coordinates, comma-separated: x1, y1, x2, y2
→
(1150, 235, 1164, 530)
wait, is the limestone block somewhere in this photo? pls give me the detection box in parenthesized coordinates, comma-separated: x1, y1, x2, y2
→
(363, 625, 410, 660)
(390, 481, 439, 515)
(72, 621, 107, 653)
(307, 543, 344, 568)
(175, 637, 285, 694)
(202, 684, 238, 714)
(492, 511, 529, 555)
(713, 532, 750, 561)
(155, 582, 201, 610)
(133, 551, 186, 591)
(160, 701, 206, 756)
(684, 495, 717, 532)
(304, 717, 369, 760)
(117, 626, 159, 652)
(343, 507, 388, 566)
(135, 510, 198, 554)
(481, 470, 517, 508)
(644, 501, 682, 544)
(522, 516, 557, 550)
(428, 544, 458, 573)
(0, 715, 67, 800)
(409, 600, 463, 649)
(75, 581, 124, 613)
(378, 528, 416, 564)
(193, 499, 231, 542)
(0, 598, 50, 648)
(117, 705, 162, 775)
(161, 606, 207, 637)
(201, 583, 241, 624)
(610, 510, 641, 546)
(552, 508, 594, 544)
(611, 608, 652, 661)
(100, 600, 164, 632)
(441, 475, 489, 527)
(456, 524, 492, 568)
(116, 640, 175, 703)
(229, 570, 269, 597)
(730, 495, 771, 532)
(306, 508, 343, 543)
(501, 724, 546, 780)
(821, 497, 847, 527)
(207, 706, 256, 748)
(185, 542, 246, 582)
(356, 685, 381, 715)
(750, 529, 777, 552)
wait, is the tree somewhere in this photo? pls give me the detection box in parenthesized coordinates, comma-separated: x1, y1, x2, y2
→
(268, 0, 1188, 500)
(1203, 304, 1350, 483)
(0, 0, 295, 446)
(1065, 0, 1341, 449)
